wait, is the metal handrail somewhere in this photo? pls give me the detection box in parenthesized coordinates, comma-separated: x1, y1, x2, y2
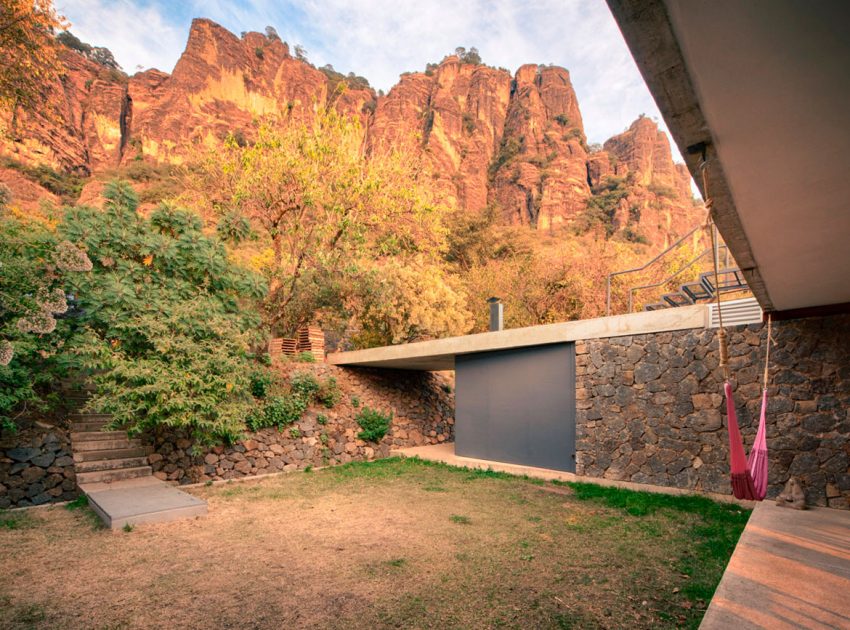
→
(627, 248, 713, 313)
(605, 224, 704, 316)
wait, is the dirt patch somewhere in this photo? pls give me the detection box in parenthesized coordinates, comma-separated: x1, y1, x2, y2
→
(0, 458, 748, 629)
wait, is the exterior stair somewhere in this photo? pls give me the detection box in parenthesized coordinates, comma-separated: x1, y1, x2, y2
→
(70, 414, 152, 485)
(643, 267, 749, 312)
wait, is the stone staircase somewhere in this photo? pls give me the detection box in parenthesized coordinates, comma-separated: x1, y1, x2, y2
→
(70, 414, 152, 485)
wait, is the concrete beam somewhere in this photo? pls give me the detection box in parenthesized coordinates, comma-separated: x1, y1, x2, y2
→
(605, 0, 774, 311)
(328, 304, 707, 371)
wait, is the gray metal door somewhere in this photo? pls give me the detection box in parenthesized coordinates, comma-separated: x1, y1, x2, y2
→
(455, 343, 576, 472)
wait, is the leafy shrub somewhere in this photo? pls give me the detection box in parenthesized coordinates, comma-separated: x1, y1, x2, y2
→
(356, 406, 392, 442)
(316, 376, 341, 408)
(254, 395, 307, 430)
(57, 31, 121, 70)
(318, 64, 371, 92)
(289, 427, 301, 438)
(0, 157, 84, 203)
(621, 227, 649, 245)
(455, 46, 482, 65)
(575, 175, 630, 237)
(462, 112, 476, 135)
(488, 136, 524, 180)
(351, 396, 360, 408)
(554, 114, 571, 127)
(290, 371, 320, 399)
(316, 413, 328, 425)
(249, 370, 273, 399)
(561, 127, 584, 144)
(63, 181, 267, 443)
(0, 207, 90, 433)
(246, 371, 323, 432)
(296, 351, 316, 363)
(648, 182, 677, 199)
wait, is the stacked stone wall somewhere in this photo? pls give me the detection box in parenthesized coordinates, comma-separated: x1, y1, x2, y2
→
(575, 314, 850, 508)
(146, 363, 454, 485)
(0, 419, 79, 509)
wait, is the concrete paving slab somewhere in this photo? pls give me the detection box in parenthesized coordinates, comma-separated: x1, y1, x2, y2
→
(700, 502, 850, 629)
(80, 477, 207, 530)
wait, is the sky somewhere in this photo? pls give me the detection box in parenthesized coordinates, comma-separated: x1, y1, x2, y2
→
(55, 0, 678, 151)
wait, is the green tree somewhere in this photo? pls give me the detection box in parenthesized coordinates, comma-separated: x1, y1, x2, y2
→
(188, 108, 468, 345)
(62, 181, 267, 442)
(0, 189, 90, 432)
(0, 0, 67, 125)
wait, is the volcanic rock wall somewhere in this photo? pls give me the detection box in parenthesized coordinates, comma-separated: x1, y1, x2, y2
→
(145, 362, 454, 485)
(576, 314, 850, 509)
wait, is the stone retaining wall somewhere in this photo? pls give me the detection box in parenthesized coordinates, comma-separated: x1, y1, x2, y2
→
(575, 314, 850, 508)
(0, 419, 79, 509)
(146, 363, 454, 484)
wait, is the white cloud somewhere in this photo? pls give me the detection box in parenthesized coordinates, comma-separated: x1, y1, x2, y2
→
(269, 0, 669, 147)
(56, 0, 185, 73)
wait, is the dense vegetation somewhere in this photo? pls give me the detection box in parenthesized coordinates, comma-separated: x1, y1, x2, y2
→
(0, 75, 698, 439)
(56, 31, 120, 70)
(0, 188, 90, 432)
(0, 0, 66, 120)
(186, 108, 471, 347)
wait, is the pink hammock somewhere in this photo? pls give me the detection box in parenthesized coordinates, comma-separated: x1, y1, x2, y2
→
(703, 163, 771, 501)
(724, 382, 768, 501)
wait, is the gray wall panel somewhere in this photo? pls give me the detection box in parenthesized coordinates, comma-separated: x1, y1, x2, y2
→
(455, 343, 576, 472)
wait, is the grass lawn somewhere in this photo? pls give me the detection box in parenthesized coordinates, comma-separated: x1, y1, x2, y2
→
(0, 457, 749, 629)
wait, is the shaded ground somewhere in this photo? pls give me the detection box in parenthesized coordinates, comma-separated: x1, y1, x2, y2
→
(0, 458, 749, 629)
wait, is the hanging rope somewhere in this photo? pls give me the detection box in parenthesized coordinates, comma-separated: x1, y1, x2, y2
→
(762, 313, 773, 390)
(700, 156, 772, 500)
(701, 160, 730, 381)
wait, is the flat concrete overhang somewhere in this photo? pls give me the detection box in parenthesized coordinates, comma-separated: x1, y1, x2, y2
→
(606, 0, 850, 313)
(328, 304, 706, 371)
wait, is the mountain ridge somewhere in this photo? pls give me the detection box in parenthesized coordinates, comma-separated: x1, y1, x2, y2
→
(0, 17, 700, 248)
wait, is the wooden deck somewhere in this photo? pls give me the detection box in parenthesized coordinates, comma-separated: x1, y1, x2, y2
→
(701, 501, 850, 629)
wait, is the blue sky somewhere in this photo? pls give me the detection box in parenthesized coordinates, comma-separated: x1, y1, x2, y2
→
(55, 0, 677, 149)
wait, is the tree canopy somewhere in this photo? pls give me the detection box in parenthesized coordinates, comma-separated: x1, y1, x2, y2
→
(186, 108, 471, 347)
(61, 181, 267, 442)
(0, 0, 67, 118)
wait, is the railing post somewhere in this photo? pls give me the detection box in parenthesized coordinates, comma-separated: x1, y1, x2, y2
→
(606, 276, 612, 317)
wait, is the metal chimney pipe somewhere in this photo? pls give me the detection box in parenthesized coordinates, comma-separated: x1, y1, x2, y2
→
(487, 297, 503, 332)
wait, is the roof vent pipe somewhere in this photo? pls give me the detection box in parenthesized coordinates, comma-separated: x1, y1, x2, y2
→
(487, 297, 503, 332)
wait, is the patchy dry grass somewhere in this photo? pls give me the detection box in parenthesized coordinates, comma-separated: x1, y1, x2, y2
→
(0, 457, 749, 629)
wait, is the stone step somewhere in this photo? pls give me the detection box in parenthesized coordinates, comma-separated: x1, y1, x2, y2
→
(69, 413, 113, 422)
(74, 447, 148, 462)
(71, 421, 112, 432)
(75, 457, 149, 473)
(71, 430, 128, 442)
(73, 438, 142, 452)
(76, 466, 152, 485)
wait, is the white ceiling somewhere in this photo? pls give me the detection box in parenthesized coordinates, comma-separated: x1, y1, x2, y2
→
(664, 0, 850, 310)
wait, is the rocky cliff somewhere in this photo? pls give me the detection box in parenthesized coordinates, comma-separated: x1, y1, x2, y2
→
(0, 18, 699, 244)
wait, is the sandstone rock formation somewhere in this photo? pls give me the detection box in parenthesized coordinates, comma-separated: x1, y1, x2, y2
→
(489, 64, 591, 230)
(0, 18, 701, 247)
(369, 56, 512, 214)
